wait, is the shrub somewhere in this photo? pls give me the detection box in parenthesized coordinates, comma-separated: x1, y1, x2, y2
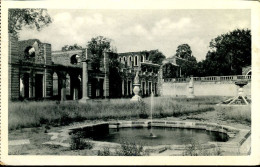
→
(70, 131, 93, 150)
(138, 100, 149, 119)
(97, 147, 111, 156)
(183, 141, 222, 156)
(115, 140, 147, 156)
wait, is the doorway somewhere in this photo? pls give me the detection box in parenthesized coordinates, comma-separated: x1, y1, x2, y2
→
(35, 74, 43, 99)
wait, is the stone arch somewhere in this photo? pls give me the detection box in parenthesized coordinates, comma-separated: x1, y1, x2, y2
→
(134, 55, 138, 66)
(24, 46, 36, 60)
(128, 56, 132, 66)
(141, 55, 145, 63)
(70, 54, 80, 65)
(246, 70, 251, 76)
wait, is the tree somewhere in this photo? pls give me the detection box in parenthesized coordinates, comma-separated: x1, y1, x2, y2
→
(206, 29, 251, 75)
(148, 49, 166, 65)
(175, 44, 192, 59)
(62, 44, 83, 51)
(107, 52, 122, 98)
(8, 9, 52, 38)
(162, 63, 179, 78)
(87, 36, 114, 71)
(175, 44, 197, 77)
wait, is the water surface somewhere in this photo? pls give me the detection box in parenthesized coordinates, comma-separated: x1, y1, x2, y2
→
(91, 127, 229, 146)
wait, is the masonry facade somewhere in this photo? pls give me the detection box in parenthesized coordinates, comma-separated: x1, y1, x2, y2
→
(9, 36, 161, 101)
(118, 51, 161, 97)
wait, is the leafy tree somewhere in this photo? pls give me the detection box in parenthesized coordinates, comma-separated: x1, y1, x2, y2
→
(8, 9, 52, 38)
(108, 52, 122, 98)
(162, 63, 179, 78)
(62, 44, 83, 51)
(205, 29, 251, 75)
(176, 44, 192, 59)
(87, 36, 114, 71)
(175, 44, 197, 77)
(148, 49, 166, 65)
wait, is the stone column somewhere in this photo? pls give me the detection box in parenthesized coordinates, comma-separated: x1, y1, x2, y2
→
(130, 80, 132, 95)
(126, 79, 129, 96)
(187, 76, 195, 98)
(79, 49, 90, 103)
(60, 73, 67, 101)
(104, 52, 109, 98)
(122, 80, 124, 96)
(73, 88, 78, 100)
(29, 73, 34, 98)
(157, 66, 163, 96)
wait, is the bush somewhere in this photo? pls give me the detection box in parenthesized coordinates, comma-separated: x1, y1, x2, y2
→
(115, 140, 147, 156)
(70, 131, 93, 150)
(97, 147, 111, 156)
(138, 100, 149, 119)
(183, 141, 222, 156)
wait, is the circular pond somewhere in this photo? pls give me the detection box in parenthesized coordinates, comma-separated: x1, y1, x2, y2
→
(90, 127, 229, 146)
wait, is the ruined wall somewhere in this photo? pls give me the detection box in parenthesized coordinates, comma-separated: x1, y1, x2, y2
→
(8, 34, 20, 100)
(43, 43, 53, 97)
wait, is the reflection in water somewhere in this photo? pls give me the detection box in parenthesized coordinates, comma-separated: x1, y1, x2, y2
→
(89, 127, 229, 146)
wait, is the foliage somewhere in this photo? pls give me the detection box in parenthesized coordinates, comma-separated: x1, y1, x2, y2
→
(61, 44, 83, 51)
(175, 44, 198, 77)
(138, 100, 149, 119)
(175, 44, 192, 59)
(183, 141, 222, 156)
(215, 105, 251, 124)
(198, 29, 251, 76)
(148, 49, 166, 65)
(87, 36, 114, 71)
(141, 63, 160, 73)
(162, 63, 179, 78)
(70, 131, 93, 150)
(97, 147, 111, 156)
(108, 52, 122, 98)
(115, 140, 147, 156)
(8, 9, 52, 38)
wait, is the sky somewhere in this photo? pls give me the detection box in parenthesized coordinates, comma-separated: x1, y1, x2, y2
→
(19, 9, 250, 61)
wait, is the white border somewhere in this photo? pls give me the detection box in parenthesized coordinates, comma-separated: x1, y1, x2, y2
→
(1, 0, 260, 165)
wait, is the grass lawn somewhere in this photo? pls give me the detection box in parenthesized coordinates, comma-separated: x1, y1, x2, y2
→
(8, 96, 251, 156)
(8, 96, 228, 130)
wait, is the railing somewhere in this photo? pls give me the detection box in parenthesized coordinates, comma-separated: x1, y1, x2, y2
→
(164, 75, 251, 83)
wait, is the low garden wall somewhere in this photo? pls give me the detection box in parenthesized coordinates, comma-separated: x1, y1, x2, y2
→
(162, 76, 251, 97)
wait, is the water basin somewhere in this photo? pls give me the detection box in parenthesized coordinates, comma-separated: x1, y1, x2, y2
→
(87, 127, 229, 146)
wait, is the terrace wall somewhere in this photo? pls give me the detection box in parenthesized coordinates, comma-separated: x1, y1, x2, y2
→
(162, 75, 251, 97)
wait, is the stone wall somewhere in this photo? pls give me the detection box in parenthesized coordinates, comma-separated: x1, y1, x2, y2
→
(8, 34, 20, 100)
(162, 80, 251, 97)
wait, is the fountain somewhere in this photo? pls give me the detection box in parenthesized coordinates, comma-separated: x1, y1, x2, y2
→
(149, 91, 157, 138)
(219, 80, 251, 105)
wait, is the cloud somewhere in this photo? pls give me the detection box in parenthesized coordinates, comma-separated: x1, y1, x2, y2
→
(18, 10, 250, 61)
(151, 17, 196, 36)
